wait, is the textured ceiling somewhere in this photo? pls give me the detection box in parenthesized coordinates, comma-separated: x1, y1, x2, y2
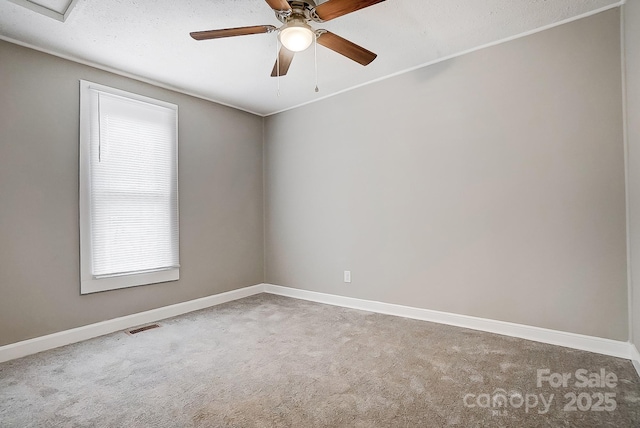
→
(0, 0, 622, 115)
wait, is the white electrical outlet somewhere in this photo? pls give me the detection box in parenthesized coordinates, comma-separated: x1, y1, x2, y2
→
(344, 270, 351, 283)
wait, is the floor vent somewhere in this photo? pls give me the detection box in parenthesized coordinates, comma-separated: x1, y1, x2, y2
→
(125, 324, 161, 335)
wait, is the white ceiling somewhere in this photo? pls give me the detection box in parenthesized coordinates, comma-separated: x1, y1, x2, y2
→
(0, 0, 621, 116)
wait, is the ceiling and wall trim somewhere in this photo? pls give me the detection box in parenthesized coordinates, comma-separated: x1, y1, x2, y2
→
(268, 0, 627, 116)
(7, 0, 80, 23)
(0, 0, 626, 118)
(0, 34, 264, 116)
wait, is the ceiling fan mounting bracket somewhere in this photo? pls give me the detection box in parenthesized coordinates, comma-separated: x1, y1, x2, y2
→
(273, 9, 292, 20)
(276, 0, 320, 24)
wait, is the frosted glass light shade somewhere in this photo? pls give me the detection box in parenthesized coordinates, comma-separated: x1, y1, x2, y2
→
(279, 22, 314, 52)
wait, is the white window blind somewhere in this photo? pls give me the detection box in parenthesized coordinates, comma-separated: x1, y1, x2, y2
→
(80, 81, 179, 294)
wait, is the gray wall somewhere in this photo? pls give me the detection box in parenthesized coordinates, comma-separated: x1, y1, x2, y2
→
(0, 41, 264, 346)
(625, 0, 640, 349)
(265, 10, 627, 340)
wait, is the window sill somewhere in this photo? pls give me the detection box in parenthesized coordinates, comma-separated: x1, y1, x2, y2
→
(80, 268, 179, 294)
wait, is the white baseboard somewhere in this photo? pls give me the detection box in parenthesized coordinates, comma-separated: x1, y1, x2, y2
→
(264, 284, 636, 363)
(631, 344, 640, 379)
(3, 282, 640, 376)
(0, 283, 265, 363)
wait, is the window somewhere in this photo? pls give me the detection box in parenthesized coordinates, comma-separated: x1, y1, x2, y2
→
(79, 80, 179, 294)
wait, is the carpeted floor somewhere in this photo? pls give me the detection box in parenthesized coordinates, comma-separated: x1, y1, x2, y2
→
(1, 293, 639, 427)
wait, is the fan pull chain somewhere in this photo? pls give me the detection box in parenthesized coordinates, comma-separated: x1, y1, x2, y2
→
(276, 36, 281, 97)
(314, 32, 319, 93)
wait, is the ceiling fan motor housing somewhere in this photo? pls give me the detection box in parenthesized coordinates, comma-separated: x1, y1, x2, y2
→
(275, 1, 323, 24)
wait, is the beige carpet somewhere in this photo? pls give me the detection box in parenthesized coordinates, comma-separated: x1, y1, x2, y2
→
(1, 293, 639, 427)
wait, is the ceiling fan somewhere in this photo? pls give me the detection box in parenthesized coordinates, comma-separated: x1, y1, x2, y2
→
(190, 0, 386, 77)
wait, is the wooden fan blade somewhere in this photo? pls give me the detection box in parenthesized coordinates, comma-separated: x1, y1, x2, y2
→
(317, 31, 377, 65)
(271, 47, 295, 77)
(314, 0, 385, 22)
(265, 0, 292, 12)
(190, 25, 276, 41)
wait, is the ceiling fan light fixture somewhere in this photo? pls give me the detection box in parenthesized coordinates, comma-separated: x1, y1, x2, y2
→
(278, 21, 314, 52)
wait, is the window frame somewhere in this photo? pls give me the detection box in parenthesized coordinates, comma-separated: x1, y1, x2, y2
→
(79, 80, 179, 295)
